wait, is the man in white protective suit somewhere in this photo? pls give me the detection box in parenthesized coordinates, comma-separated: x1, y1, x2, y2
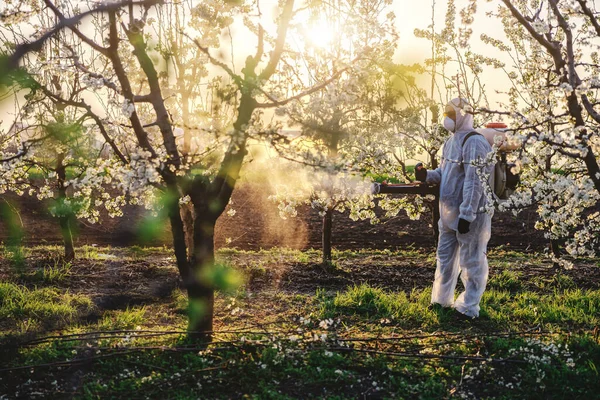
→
(414, 98, 494, 319)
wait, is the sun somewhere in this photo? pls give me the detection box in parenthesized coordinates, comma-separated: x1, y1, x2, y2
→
(301, 17, 339, 49)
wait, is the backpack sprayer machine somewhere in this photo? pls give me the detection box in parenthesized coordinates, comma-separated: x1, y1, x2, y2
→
(371, 123, 521, 238)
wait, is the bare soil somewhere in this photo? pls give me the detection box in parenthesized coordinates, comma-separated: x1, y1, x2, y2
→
(0, 180, 569, 334)
(0, 183, 546, 252)
(2, 245, 599, 335)
(0, 184, 598, 400)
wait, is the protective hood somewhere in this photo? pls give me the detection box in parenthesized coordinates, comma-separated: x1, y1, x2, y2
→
(445, 97, 474, 134)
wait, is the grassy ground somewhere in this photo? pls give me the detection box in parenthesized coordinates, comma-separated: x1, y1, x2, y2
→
(0, 245, 599, 399)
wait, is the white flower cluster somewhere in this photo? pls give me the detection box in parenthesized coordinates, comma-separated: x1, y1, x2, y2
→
(531, 20, 550, 35)
(268, 165, 377, 223)
(81, 74, 105, 90)
(0, 158, 29, 195)
(507, 338, 576, 388)
(268, 192, 301, 220)
(378, 195, 427, 221)
(179, 195, 191, 205)
(121, 99, 135, 118)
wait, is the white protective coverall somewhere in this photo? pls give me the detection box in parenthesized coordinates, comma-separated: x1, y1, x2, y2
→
(426, 98, 493, 318)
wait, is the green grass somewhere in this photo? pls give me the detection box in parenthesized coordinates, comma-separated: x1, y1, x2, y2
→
(218, 246, 432, 264)
(0, 282, 93, 332)
(125, 245, 170, 260)
(317, 284, 437, 327)
(537, 273, 577, 290)
(1, 246, 600, 398)
(318, 283, 600, 331)
(332, 245, 429, 259)
(34, 260, 73, 284)
(97, 306, 147, 330)
(218, 247, 321, 262)
(1, 245, 28, 271)
(481, 288, 600, 328)
(80, 245, 101, 260)
(171, 288, 189, 313)
(7, 325, 598, 399)
(488, 269, 523, 292)
(488, 246, 544, 262)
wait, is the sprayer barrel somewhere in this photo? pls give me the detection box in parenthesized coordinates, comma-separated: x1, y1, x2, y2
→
(372, 183, 439, 196)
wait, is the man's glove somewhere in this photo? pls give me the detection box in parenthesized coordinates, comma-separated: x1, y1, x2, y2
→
(457, 218, 470, 234)
(415, 163, 427, 182)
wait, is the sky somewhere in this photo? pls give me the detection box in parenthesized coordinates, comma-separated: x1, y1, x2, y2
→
(394, 1, 506, 60)
(0, 0, 511, 132)
(249, 0, 512, 122)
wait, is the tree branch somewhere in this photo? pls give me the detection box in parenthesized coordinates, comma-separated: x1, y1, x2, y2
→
(581, 94, 600, 124)
(549, 0, 580, 87)
(106, 11, 157, 158)
(0, 146, 28, 163)
(37, 84, 129, 163)
(258, 0, 295, 82)
(255, 67, 350, 108)
(187, 33, 243, 88)
(500, 0, 565, 74)
(69, 51, 122, 94)
(42, 0, 109, 55)
(577, 0, 600, 36)
(4, 0, 162, 71)
(126, 25, 181, 169)
(254, 24, 264, 64)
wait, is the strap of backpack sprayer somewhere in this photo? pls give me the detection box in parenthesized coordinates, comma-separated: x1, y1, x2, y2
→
(460, 131, 483, 167)
(462, 131, 482, 149)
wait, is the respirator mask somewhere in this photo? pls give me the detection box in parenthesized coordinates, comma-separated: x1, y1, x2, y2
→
(443, 116, 455, 132)
(443, 105, 458, 132)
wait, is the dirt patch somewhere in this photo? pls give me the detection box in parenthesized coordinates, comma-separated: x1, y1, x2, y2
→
(216, 185, 546, 252)
(270, 261, 434, 294)
(0, 251, 181, 333)
(1, 183, 547, 252)
(1, 246, 599, 349)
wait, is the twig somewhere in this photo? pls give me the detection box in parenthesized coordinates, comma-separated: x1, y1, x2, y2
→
(17, 328, 298, 347)
(336, 327, 547, 343)
(332, 347, 529, 364)
(4, 0, 163, 71)
(0, 350, 139, 372)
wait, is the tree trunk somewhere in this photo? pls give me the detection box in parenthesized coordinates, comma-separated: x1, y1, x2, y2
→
(167, 196, 191, 284)
(59, 215, 75, 262)
(322, 208, 333, 265)
(583, 147, 600, 194)
(180, 202, 195, 257)
(56, 155, 75, 262)
(167, 197, 215, 344)
(186, 276, 214, 343)
(188, 212, 217, 343)
(160, 1, 292, 344)
(545, 153, 561, 259)
(430, 151, 439, 170)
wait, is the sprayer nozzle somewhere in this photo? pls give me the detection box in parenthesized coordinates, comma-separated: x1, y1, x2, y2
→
(371, 183, 381, 195)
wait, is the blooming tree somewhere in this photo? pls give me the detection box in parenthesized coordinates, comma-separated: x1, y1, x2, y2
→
(468, 0, 600, 258)
(268, 0, 429, 264)
(368, 0, 492, 239)
(0, 0, 358, 341)
(395, 0, 600, 257)
(0, 56, 119, 261)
